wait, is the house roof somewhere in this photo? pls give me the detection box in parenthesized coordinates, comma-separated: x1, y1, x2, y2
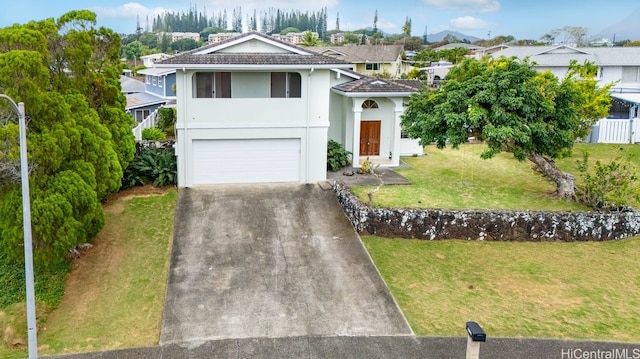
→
(491, 45, 640, 67)
(125, 92, 167, 110)
(612, 93, 640, 105)
(120, 75, 145, 94)
(138, 67, 176, 76)
(331, 77, 423, 97)
(156, 32, 352, 69)
(308, 45, 404, 64)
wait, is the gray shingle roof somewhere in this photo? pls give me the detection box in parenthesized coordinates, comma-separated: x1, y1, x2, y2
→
(332, 77, 423, 94)
(159, 52, 351, 66)
(491, 45, 640, 66)
(125, 92, 167, 110)
(157, 31, 351, 67)
(120, 75, 145, 94)
(308, 45, 404, 63)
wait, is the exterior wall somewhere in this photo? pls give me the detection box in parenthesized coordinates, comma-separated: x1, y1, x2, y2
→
(334, 183, 640, 241)
(165, 74, 177, 97)
(399, 139, 423, 156)
(175, 68, 333, 186)
(219, 39, 291, 53)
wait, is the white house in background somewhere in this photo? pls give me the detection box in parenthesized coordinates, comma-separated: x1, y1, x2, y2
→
(155, 31, 424, 187)
(490, 45, 640, 93)
(140, 53, 172, 68)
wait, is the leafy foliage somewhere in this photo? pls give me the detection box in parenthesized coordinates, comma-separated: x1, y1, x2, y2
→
(122, 148, 177, 188)
(327, 140, 351, 171)
(0, 11, 134, 265)
(142, 127, 166, 141)
(156, 107, 176, 132)
(402, 56, 612, 198)
(577, 153, 640, 211)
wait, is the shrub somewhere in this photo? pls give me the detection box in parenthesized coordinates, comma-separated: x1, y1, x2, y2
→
(142, 127, 166, 141)
(122, 148, 177, 188)
(156, 107, 176, 132)
(577, 152, 640, 211)
(327, 140, 351, 171)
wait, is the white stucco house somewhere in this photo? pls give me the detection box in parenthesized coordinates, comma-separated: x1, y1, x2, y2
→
(490, 45, 640, 94)
(155, 32, 423, 186)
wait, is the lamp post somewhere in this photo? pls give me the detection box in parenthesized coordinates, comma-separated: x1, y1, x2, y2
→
(0, 94, 37, 359)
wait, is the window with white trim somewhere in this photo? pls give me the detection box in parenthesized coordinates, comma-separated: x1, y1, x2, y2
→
(135, 109, 150, 122)
(365, 63, 380, 71)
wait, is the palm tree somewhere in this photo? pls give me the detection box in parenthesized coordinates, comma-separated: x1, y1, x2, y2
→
(300, 30, 320, 47)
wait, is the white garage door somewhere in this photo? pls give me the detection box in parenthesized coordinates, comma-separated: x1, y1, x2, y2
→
(192, 139, 301, 185)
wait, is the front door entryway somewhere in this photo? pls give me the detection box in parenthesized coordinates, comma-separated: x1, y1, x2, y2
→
(360, 120, 381, 156)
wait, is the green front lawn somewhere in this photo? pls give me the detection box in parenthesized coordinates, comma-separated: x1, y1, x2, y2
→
(351, 143, 640, 211)
(363, 235, 640, 342)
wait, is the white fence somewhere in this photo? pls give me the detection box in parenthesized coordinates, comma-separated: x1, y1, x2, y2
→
(132, 108, 159, 141)
(586, 118, 640, 144)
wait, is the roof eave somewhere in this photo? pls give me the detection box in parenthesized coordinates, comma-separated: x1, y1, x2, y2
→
(331, 89, 416, 97)
(155, 63, 352, 70)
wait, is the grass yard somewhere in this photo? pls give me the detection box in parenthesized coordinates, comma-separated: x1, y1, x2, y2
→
(0, 186, 177, 358)
(363, 235, 640, 342)
(351, 143, 640, 211)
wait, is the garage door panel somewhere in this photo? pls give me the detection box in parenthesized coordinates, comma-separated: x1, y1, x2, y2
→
(192, 139, 301, 185)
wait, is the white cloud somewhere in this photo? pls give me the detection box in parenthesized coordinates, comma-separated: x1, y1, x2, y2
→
(91, 2, 170, 19)
(422, 0, 500, 13)
(450, 16, 491, 30)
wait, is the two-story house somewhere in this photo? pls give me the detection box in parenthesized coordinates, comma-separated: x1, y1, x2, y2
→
(155, 32, 423, 186)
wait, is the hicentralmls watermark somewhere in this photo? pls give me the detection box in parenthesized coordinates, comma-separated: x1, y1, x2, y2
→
(561, 348, 640, 359)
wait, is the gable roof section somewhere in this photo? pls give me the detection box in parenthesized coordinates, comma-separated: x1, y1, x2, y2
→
(156, 31, 352, 70)
(332, 77, 423, 97)
(308, 45, 404, 64)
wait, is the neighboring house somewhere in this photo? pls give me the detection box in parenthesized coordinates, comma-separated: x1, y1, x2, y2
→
(141, 53, 172, 68)
(137, 67, 177, 99)
(208, 32, 241, 44)
(330, 32, 346, 44)
(309, 45, 409, 78)
(419, 60, 455, 87)
(158, 32, 201, 42)
(490, 45, 640, 93)
(155, 32, 424, 186)
(271, 31, 319, 45)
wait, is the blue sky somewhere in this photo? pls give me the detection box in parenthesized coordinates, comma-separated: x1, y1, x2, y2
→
(1, 0, 639, 41)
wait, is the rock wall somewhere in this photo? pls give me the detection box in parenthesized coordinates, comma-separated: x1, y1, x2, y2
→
(333, 183, 640, 242)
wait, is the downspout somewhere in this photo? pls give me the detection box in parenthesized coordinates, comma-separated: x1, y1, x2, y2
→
(182, 66, 188, 186)
(306, 67, 314, 183)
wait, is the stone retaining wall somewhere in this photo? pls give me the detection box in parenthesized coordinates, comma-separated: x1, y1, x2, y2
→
(334, 183, 640, 241)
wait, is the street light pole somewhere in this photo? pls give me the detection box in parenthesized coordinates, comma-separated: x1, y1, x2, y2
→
(0, 94, 37, 359)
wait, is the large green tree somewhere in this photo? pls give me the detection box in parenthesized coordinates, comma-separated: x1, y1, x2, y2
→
(402, 56, 612, 199)
(0, 10, 134, 265)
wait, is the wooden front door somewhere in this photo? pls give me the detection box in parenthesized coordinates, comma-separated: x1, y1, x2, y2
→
(360, 121, 381, 156)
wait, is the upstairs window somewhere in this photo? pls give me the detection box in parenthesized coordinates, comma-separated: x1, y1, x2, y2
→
(193, 72, 231, 98)
(271, 72, 301, 98)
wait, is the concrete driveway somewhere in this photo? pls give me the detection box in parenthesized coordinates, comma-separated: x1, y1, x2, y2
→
(159, 183, 412, 345)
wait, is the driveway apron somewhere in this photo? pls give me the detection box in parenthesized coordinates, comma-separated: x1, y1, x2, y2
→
(159, 183, 412, 344)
